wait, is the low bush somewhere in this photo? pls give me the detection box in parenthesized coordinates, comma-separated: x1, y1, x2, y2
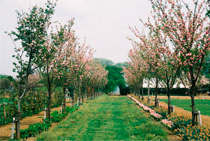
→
(174, 125, 210, 140)
(153, 107, 167, 119)
(18, 105, 80, 139)
(19, 122, 51, 139)
(167, 114, 191, 131)
(51, 111, 67, 123)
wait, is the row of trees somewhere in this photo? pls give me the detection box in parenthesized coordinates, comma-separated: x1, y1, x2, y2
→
(124, 0, 210, 126)
(7, 1, 108, 139)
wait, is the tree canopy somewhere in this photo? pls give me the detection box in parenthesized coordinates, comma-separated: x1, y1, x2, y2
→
(103, 66, 126, 93)
(94, 58, 114, 66)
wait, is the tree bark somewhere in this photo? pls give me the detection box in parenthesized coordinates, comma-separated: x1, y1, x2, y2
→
(167, 84, 171, 115)
(191, 84, 196, 126)
(78, 80, 81, 105)
(147, 79, 150, 99)
(141, 80, 144, 101)
(17, 98, 21, 139)
(155, 76, 159, 107)
(47, 86, 51, 119)
(63, 87, 66, 113)
(166, 70, 171, 115)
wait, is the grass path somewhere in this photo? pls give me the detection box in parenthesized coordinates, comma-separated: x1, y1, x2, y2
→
(37, 95, 168, 140)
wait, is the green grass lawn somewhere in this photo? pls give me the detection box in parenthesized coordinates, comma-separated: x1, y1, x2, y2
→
(37, 95, 168, 140)
(161, 99, 210, 116)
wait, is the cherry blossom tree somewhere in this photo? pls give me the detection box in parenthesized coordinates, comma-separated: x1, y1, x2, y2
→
(125, 45, 148, 100)
(84, 59, 108, 99)
(52, 19, 77, 113)
(148, 0, 210, 125)
(137, 13, 181, 114)
(7, 1, 56, 138)
(128, 31, 163, 107)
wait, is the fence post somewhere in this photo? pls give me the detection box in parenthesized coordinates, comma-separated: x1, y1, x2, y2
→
(3, 103, 6, 117)
(77, 98, 79, 107)
(197, 110, 202, 125)
(170, 105, 175, 113)
(61, 102, 63, 114)
(15, 118, 18, 139)
(172, 105, 175, 113)
(157, 99, 160, 107)
(147, 98, 151, 104)
(11, 117, 15, 139)
(44, 108, 47, 120)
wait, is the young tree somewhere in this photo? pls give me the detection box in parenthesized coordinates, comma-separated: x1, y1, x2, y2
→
(56, 19, 78, 112)
(128, 32, 163, 107)
(84, 60, 108, 98)
(7, 1, 56, 138)
(139, 16, 181, 114)
(149, 0, 210, 125)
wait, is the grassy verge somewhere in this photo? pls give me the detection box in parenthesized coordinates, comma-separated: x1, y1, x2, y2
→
(37, 95, 168, 140)
(161, 99, 210, 116)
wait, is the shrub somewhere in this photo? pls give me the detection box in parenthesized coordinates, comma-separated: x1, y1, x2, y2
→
(19, 122, 51, 139)
(18, 105, 80, 139)
(174, 125, 210, 140)
(51, 111, 67, 123)
(153, 107, 167, 119)
(167, 114, 191, 131)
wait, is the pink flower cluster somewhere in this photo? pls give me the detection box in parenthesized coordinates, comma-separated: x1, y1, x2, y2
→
(150, 112, 162, 119)
(159, 103, 167, 109)
(161, 119, 173, 128)
(128, 95, 162, 119)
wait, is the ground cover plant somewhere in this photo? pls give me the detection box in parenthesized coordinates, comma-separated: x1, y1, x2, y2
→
(161, 99, 210, 116)
(0, 98, 12, 104)
(37, 95, 168, 140)
(129, 95, 210, 140)
(17, 106, 79, 139)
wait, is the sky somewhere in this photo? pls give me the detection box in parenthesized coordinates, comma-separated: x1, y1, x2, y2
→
(0, 0, 152, 76)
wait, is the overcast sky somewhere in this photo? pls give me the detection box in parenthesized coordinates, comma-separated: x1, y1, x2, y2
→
(0, 0, 152, 76)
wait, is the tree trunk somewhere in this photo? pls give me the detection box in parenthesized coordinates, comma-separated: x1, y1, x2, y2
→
(73, 93, 75, 107)
(46, 59, 51, 119)
(17, 98, 21, 139)
(91, 88, 93, 99)
(191, 85, 196, 126)
(47, 87, 51, 119)
(147, 79, 150, 99)
(78, 80, 81, 105)
(166, 72, 171, 115)
(155, 77, 159, 107)
(167, 86, 171, 115)
(141, 81, 144, 101)
(63, 87, 66, 113)
(92, 88, 94, 99)
(82, 93, 84, 103)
